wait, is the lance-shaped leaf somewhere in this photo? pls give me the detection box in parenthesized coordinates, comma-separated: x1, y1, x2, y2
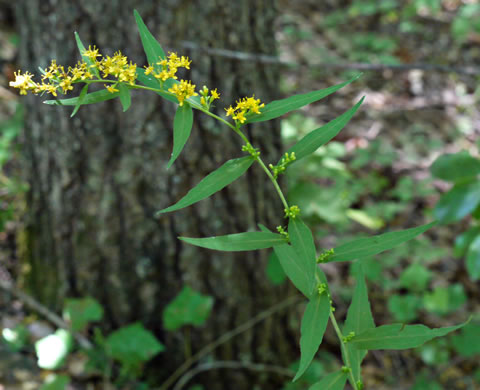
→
(434, 181, 480, 223)
(293, 292, 331, 381)
(343, 265, 374, 383)
(168, 103, 194, 168)
(74, 32, 100, 79)
(283, 98, 364, 164)
(274, 244, 314, 298)
(156, 156, 254, 214)
(70, 84, 89, 117)
(118, 83, 132, 112)
(179, 232, 286, 251)
(289, 217, 316, 295)
(44, 89, 120, 106)
(309, 370, 348, 390)
(246, 74, 360, 124)
(350, 321, 467, 350)
(325, 221, 436, 263)
(134, 9, 166, 64)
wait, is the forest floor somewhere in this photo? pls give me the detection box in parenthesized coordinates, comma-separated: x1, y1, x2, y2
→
(1, 1, 480, 389)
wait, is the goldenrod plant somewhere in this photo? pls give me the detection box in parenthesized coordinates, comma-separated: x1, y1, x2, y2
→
(11, 10, 469, 389)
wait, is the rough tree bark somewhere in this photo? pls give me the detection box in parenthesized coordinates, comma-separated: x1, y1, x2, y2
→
(15, 1, 300, 388)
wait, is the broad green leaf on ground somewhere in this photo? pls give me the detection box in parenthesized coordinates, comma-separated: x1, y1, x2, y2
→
(63, 297, 104, 332)
(423, 284, 467, 315)
(388, 295, 422, 323)
(454, 227, 480, 257)
(451, 322, 480, 357)
(105, 323, 164, 366)
(283, 98, 364, 164)
(430, 151, 480, 182)
(350, 321, 467, 350)
(70, 84, 89, 117)
(134, 9, 166, 64)
(246, 74, 360, 124)
(266, 251, 287, 285)
(309, 370, 348, 390)
(44, 89, 120, 106)
(40, 374, 70, 390)
(343, 265, 374, 382)
(118, 83, 131, 112)
(325, 222, 436, 263)
(274, 243, 315, 298)
(179, 231, 286, 251)
(399, 263, 432, 292)
(35, 329, 73, 370)
(168, 103, 194, 168)
(434, 181, 480, 223)
(289, 217, 316, 291)
(156, 156, 254, 214)
(466, 235, 480, 280)
(74, 32, 100, 79)
(163, 286, 214, 330)
(293, 292, 331, 381)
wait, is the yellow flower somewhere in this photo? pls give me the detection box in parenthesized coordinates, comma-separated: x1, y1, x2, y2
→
(233, 111, 246, 123)
(83, 45, 101, 62)
(225, 106, 235, 117)
(105, 84, 119, 93)
(144, 65, 154, 75)
(211, 88, 220, 100)
(168, 79, 198, 106)
(9, 70, 36, 95)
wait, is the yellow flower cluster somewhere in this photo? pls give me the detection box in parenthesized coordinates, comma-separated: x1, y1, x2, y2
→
(144, 52, 191, 82)
(168, 80, 198, 106)
(225, 96, 265, 124)
(199, 86, 220, 109)
(98, 50, 137, 85)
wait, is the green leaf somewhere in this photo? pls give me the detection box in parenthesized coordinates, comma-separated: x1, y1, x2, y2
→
(118, 83, 131, 112)
(134, 9, 166, 64)
(284, 98, 364, 164)
(105, 323, 164, 366)
(246, 74, 361, 123)
(70, 84, 89, 117)
(309, 370, 348, 390)
(454, 227, 480, 257)
(266, 251, 287, 284)
(289, 217, 316, 291)
(179, 231, 286, 251)
(326, 222, 436, 263)
(40, 374, 70, 390)
(63, 297, 104, 332)
(168, 103, 194, 168)
(44, 89, 120, 106)
(274, 243, 315, 297)
(163, 286, 214, 330)
(451, 322, 480, 357)
(434, 181, 480, 223)
(343, 265, 375, 383)
(74, 32, 100, 79)
(35, 329, 73, 370)
(293, 292, 331, 381)
(156, 156, 254, 214)
(466, 235, 480, 281)
(387, 295, 422, 322)
(430, 151, 480, 182)
(399, 263, 432, 292)
(350, 321, 467, 350)
(424, 284, 467, 315)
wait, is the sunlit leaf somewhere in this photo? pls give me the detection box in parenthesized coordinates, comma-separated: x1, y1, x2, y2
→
(44, 89, 120, 106)
(163, 286, 214, 330)
(309, 370, 348, 390)
(247, 74, 361, 123)
(284, 98, 364, 164)
(168, 103, 194, 168)
(179, 231, 286, 251)
(294, 292, 331, 381)
(63, 297, 104, 332)
(156, 156, 254, 214)
(118, 83, 132, 112)
(40, 374, 70, 390)
(134, 9, 166, 64)
(325, 222, 436, 263)
(350, 321, 467, 350)
(343, 265, 374, 383)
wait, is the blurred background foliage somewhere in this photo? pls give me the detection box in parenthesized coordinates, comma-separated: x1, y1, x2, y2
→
(1, 0, 480, 389)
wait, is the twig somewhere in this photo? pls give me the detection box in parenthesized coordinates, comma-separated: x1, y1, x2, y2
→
(173, 360, 294, 390)
(178, 41, 480, 76)
(0, 279, 92, 349)
(158, 294, 302, 390)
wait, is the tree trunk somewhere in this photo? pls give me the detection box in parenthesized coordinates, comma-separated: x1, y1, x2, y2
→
(15, 1, 300, 388)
